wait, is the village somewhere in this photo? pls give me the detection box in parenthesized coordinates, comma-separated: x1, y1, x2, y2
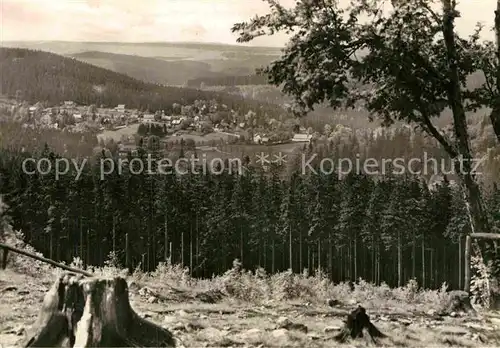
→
(15, 99, 315, 157)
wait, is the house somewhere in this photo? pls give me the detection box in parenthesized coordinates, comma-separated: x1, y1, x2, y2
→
(427, 174, 458, 191)
(116, 104, 126, 112)
(143, 114, 155, 123)
(40, 114, 52, 125)
(261, 137, 269, 143)
(64, 101, 75, 108)
(118, 144, 138, 158)
(172, 119, 181, 126)
(253, 134, 262, 144)
(73, 113, 83, 122)
(161, 115, 172, 121)
(292, 133, 312, 143)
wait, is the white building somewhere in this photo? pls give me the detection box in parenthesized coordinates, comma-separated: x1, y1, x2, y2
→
(142, 114, 155, 123)
(292, 133, 312, 143)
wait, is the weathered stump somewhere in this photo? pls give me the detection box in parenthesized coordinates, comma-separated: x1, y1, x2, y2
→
(334, 306, 386, 344)
(443, 290, 474, 314)
(23, 272, 176, 347)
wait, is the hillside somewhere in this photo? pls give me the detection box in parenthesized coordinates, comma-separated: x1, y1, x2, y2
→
(186, 74, 269, 88)
(70, 51, 226, 86)
(0, 47, 286, 118)
(3, 41, 281, 86)
(1, 41, 283, 58)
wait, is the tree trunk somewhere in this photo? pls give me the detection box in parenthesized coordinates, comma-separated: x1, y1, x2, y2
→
(442, 0, 492, 235)
(112, 216, 116, 254)
(422, 237, 426, 288)
(397, 230, 402, 287)
(24, 273, 175, 347)
(164, 214, 168, 261)
(240, 225, 244, 266)
(181, 231, 184, 267)
(412, 232, 416, 279)
(458, 236, 462, 289)
(317, 239, 321, 273)
(272, 239, 275, 273)
(353, 235, 357, 280)
(189, 224, 193, 277)
(299, 230, 303, 272)
(491, 0, 500, 143)
(289, 225, 293, 271)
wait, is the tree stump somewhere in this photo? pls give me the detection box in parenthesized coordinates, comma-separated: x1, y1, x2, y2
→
(443, 290, 474, 314)
(334, 306, 386, 344)
(23, 272, 176, 347)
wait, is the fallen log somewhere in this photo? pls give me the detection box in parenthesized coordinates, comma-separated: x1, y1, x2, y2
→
(23, 272, 176, 347)
(334, 305, 386, 344)
(0, 242, 92, 276)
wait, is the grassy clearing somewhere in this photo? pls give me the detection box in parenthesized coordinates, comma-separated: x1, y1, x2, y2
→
(97, 123, 140, 142)
(1, 249, 500, 347)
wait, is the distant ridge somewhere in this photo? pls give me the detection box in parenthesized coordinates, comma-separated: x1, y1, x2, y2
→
(0, 47, 286, 118)
(1, 40, 283, 50)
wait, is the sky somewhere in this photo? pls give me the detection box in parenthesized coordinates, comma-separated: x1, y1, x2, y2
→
(0, 0, 496, 47)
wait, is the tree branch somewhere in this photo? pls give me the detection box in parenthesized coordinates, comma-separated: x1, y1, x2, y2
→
(0, 242, 92, 277)
(419, 113, 458, 157)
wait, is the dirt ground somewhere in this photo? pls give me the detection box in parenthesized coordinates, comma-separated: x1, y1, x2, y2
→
(1, 270, 500, 347)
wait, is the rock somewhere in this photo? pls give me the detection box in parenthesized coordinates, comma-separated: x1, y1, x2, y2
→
(327, 298, 340, 307)
(307, 332, 321, 340)
(324, 326, 341, 333)
(427, 309, 437, 316)
(399, 319, 412, 326)
(17, 290, 30, 295)
(239, 328, 262, 341)
(0, 286, 17, 292)
(244, 328, 262, 335)
(4, 325, 25, 336)
(199, 327, 228, 340)
(147, 296, 158, 303)
(450, 311, 457, 317)
(271, 328, 290, 339)
(199, 314, 208, 319)
(171, 322, 186, 331)
(178, 309, 189, 317)
(164, 315, 177, 324)
(275, 316, 307, 333)
(472, 333, 487, 343)
(194, 289, 225, 304)
(276, 316, 292, 327)
(186, 322, 205, 331)
(440, 325, 469, 336)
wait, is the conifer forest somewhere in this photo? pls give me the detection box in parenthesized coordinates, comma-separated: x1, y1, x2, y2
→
(1, 130, 499, 291)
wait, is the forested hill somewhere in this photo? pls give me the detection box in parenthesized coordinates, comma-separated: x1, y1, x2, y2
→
(186, 74, 269, 88)
(0, 47, 285, 117)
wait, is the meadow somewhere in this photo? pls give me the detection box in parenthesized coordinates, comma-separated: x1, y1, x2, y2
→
(1, 235, 500, 347)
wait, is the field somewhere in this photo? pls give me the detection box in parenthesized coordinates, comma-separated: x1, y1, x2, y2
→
(2, 247, 500, 348)
(97, 124, 240, 144)
(97, 123, 140, 142)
